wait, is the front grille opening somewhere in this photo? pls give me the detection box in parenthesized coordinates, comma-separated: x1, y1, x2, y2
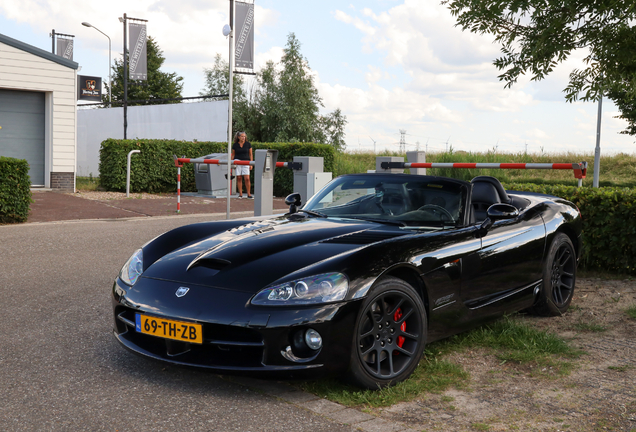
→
(115, 307, 265, 368)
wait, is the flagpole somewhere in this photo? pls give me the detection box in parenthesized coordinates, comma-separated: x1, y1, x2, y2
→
(226, 0, 235, 220)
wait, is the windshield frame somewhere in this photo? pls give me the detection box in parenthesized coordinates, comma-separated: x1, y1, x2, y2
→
(303, 173, 471, 228)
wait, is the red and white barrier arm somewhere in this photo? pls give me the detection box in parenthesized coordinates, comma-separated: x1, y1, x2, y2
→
(385, 161, 588, 179)
(175, 157, 297, 169)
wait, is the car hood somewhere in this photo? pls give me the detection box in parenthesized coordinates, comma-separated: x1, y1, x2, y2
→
(140, 216, 408, 293)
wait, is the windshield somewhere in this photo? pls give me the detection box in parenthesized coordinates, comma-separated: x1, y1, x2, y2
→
(304, 174, 468, 228)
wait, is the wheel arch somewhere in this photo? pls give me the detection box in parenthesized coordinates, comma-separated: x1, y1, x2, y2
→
(555, 223, 581, 261)
(383, 265, 430, 320)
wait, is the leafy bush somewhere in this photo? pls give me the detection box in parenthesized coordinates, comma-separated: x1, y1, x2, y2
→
(505, 183, 636, 275)
(0, 157, 32, 223)
(99, 139, 336, 196)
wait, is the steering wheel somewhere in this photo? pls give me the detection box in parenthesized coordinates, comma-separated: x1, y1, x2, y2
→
(418, 204, 455, 222)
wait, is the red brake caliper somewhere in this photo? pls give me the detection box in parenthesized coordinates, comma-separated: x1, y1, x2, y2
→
(394, 308, 406, 348)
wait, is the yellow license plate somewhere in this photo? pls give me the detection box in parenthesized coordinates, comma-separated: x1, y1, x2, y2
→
(135, 314, 203, 344)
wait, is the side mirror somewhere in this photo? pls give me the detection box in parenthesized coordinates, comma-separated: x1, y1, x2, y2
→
(476, 204, 518, 238)
(487, 203, 519, 221)
(285, 193, 302, 214)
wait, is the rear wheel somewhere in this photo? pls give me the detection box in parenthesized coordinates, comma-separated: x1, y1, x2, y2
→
(348, 277, 426, 389)
(529, 233, 576, 316)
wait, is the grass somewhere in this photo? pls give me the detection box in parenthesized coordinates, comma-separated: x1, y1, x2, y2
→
(608, 365, 633, 372)
(626, 306, 636, 320)
(573, 322, 607, 333)
(297, 316, 581, 407)
(76, 175, 100, 191)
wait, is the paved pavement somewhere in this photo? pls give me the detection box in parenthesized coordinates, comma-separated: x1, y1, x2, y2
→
(28, 190, 290, 223)
(0, 192, 412, 431)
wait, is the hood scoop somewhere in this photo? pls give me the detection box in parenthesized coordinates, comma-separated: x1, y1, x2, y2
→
(320, 230, 408, 245)
(187, 257, 231, 272)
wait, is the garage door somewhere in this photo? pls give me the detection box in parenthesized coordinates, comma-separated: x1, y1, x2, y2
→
(0, 89, 45, 186)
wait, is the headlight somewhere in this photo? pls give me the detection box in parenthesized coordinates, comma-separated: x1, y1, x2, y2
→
(120, 248, 143, 286)
(251, 273, 348, 306)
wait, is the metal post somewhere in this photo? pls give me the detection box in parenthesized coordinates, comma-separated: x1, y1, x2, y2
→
(226, 0, 235, 220)
(82, 23, 112, 108)
(123, 13, 128, 139)
(593, 95, 603, 188)
(51, 29, 55, 53)
(126, 150, 140, 197)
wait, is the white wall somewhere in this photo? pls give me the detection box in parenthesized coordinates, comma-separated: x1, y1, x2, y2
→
(77, 100, 229, 176)
(0, 40, 77, 187)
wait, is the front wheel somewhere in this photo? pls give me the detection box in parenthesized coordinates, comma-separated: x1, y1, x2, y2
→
(528, 233, 576, 316)
(348, 277, 427, 389)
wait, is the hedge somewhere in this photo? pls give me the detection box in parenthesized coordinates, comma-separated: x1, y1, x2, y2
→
(505, 183, 636, 275)
(0, 156, 32, 223)
(99, 139, 336, 196)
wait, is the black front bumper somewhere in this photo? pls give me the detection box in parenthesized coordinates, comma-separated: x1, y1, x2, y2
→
(112, 277, 360, 377)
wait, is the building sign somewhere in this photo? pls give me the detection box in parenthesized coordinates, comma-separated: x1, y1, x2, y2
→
(78, 75, 102, 102)
(235, 1, 254, 73)
(129, 22, 148, 80)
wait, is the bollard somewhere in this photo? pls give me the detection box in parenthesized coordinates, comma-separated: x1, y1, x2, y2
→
(126, 150, 141, 197)
(254, 149, 278, 216)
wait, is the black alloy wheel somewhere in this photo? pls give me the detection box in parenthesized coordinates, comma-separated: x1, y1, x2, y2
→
(529, 233, 576, 316)
(349, 277, 426, 389)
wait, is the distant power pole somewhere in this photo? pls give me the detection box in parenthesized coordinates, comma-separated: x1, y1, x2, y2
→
(399, 129, 407, 153)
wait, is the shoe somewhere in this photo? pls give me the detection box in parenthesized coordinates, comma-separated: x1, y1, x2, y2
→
(238, 195, 244, 199)
(247, 195, 253, 199)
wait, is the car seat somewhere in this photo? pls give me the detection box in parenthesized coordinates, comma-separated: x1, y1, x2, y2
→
(470, 176, 511, 222)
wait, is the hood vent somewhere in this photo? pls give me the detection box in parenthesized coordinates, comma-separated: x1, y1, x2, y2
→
(187, 258, 231, 272)
(320, 230, 408, 245)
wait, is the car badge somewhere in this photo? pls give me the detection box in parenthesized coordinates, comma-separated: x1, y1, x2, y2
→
(175, 287, 190, 298)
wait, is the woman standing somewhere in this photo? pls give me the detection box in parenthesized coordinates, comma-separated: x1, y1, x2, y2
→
(231, 131, 253, 199)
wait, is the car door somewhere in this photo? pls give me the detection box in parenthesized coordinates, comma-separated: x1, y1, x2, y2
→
(460, 205, 546, 310)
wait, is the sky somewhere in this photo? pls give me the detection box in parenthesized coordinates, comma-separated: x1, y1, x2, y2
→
(1, 0, 634, 155)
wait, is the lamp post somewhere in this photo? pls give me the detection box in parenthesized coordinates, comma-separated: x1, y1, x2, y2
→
(81, 22, 111, 108)
(224, 0, 235, 220)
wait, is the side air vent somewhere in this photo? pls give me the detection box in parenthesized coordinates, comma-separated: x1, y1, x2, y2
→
(320, 231, 408, 245)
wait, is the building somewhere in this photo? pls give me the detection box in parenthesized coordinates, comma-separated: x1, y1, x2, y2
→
(0, 33, 78, 190)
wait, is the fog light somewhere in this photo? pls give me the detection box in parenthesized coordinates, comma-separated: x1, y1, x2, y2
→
(304, 329, 322, 350)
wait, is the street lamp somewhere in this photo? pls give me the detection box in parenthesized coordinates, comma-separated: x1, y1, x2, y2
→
(82, 22, 111, 108)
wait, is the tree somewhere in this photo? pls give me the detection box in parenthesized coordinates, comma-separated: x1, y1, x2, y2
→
(443, 0, 636, 135)
(200, 53, 246, 102)
(106, 36, 184, 106)
(201, 33, 348, 149)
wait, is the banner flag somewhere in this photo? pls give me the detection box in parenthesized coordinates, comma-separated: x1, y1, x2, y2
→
(78, 75, 102, 102)
(235, 1, 254, 73)
(129, 22, 148, 80)
(56, 38, 74, 60)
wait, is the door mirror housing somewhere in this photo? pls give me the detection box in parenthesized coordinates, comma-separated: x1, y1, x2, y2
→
(285, 193, 302, 214)
(487, 203, 519, 221)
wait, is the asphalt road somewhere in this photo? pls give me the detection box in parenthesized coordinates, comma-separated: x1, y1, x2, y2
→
(0, 216, 354, 432)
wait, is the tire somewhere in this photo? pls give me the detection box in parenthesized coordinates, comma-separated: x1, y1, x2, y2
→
(348, 276, 427, 389)
(528, 232, 576, 316)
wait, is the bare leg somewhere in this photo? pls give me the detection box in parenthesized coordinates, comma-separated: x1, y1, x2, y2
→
(245, 175, 251, 197)
(237, 176, 243, 197)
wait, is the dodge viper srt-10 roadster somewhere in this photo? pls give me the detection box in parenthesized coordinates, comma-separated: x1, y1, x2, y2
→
(112, 173, 582, 389)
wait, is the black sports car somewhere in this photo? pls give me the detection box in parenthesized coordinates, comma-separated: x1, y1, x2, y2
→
(112, 173, 582, 389)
